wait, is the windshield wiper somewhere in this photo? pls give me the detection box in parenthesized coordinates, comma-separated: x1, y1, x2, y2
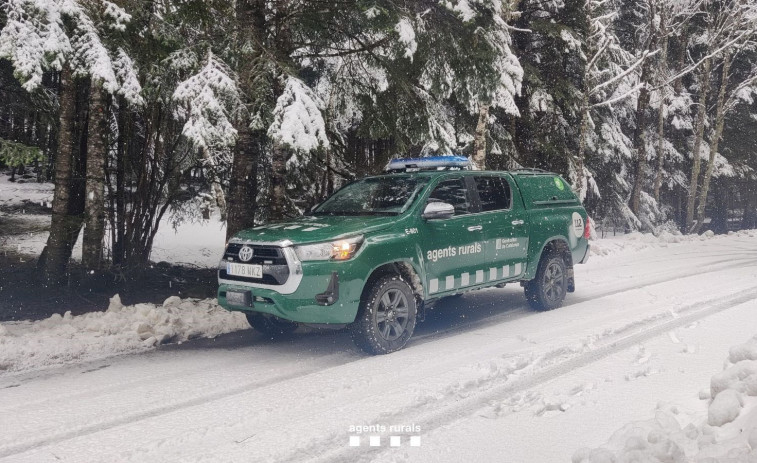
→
(312, 211, 398, 217)
(361, 211, 399, 216)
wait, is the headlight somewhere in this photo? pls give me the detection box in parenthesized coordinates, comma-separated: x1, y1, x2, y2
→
(295, 236, 363, 261)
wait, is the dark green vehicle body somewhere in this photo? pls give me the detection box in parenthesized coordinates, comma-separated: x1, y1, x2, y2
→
(217, 170, 590, 330)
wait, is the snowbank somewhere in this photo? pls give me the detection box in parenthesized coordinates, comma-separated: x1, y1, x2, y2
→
(0, 295, 249, 374)
(590, 229, 757, 258)
(572, 334, 757, 462)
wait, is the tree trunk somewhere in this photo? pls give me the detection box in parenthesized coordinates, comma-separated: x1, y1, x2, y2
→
(226, 0, 266, 239)
(653, 11, 668, 202)
(112, 98, 129, 265)
(628, 6, 660, 220)
(39, 66, 84, 284)
(200, 147, 227, 219)
(269, 137, 289, 222)
(693, 53, 730, 234)
(82, 82, 107, 270)
(629, 81, 651, 218)
(226, 124, 260, 240)
(710, 180, 729, 234)
(320, 149, 333, 202)
(472, 103, 490, 170)
(573, 92, 590, 202)
(742, 183, 757, 229)
(652, 84, 666, 202)
(685, 57, 712, 232)
(267, 2, 293, 223)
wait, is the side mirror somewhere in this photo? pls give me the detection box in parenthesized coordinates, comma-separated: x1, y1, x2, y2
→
(422, 202, 455, 220)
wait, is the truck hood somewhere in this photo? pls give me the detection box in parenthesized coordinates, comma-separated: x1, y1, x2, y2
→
(232, 215, 396, 245)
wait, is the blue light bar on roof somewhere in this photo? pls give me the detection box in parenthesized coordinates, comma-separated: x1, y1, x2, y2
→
(384, 156, 473, 172)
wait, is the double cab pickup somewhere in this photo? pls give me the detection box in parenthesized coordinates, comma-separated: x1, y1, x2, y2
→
(218, 156, 590, 354)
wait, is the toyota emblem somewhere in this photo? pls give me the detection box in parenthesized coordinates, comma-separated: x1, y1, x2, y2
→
(238, 245, 254, 262)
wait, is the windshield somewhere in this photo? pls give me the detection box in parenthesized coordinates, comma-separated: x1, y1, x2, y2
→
(312, 177, 428, 216)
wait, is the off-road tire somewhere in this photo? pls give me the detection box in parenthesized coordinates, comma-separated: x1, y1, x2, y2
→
(351, 275, 418, 354)
(524, 251, 568, 311)
(246, 312, 298, 337)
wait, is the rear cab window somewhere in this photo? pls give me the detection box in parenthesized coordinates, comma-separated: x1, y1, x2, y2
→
(473, 176, 511, 212)
(513, 174, 579, 208)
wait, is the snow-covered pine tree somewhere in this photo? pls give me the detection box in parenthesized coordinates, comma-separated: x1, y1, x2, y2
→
(510, 0, 587, 174)
(219, 1, 526, 226)
(173, 51, 244, 218)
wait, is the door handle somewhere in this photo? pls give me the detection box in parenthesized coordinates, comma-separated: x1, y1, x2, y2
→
(467, 225, 483, 231)
(511, 220, 524, 226)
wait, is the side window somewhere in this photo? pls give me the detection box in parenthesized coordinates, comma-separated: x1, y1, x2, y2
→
(474, 176, 511, 212)
(428, 178, 470, 215)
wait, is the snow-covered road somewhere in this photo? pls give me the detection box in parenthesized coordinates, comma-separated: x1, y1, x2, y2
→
(1, 232, 757, 462)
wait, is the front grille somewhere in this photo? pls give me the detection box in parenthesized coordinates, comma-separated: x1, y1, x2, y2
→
(224, 243, 287, 265)
(221, 243, 290, 286)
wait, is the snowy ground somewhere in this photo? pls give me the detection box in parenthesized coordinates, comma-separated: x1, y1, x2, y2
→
(1, 230, 756, 462)
(0, 174, 53, 210)
(0, 173, 226, 267)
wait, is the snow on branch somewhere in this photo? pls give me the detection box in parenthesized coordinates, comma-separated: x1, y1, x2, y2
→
(0, 0, 71, 91)
(0, 0, 137, 95)
(268, 77, 330, 152)
(486, 34, 523, 115)
(590, 50, 659, 96)
(103, 1, 131, 31)
(63, 0, 118, 92)
(443, 0, 477, 22)
(173, 52, 243, 156)
(394, 17, 417, 60)
(113, 48, 144, 106)
(590, 83, 645, 109)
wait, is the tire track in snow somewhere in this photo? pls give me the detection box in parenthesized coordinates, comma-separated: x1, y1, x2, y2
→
(0, 357, 362, 460)
(411, 256, 757, 345)
(296, 287, 757, 463)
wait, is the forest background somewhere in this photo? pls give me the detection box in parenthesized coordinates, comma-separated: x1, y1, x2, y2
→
(1, 0, 756, 284)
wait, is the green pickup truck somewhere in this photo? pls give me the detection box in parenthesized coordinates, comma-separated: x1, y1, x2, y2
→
(218, 156, 590, 354)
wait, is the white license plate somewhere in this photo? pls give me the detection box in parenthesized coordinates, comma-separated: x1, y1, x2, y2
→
(227, 262, 263, 278)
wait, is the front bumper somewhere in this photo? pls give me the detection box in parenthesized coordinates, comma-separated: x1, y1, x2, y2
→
(218, 257, 366, 325)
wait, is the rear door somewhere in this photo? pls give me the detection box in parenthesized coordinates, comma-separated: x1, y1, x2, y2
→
(473, 174, 530, 282)
(418, 176, 484, 296)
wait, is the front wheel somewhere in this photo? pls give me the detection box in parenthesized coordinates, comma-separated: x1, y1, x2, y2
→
(351, 275, 418, 355)
(524, 251, 567, 311)
(246, 312, 298, 338)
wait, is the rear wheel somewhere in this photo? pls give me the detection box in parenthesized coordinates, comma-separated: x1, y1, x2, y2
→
(246, 312, 298, 337)
(351, 275, 417, 354)
(524, 251, 567, 311)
